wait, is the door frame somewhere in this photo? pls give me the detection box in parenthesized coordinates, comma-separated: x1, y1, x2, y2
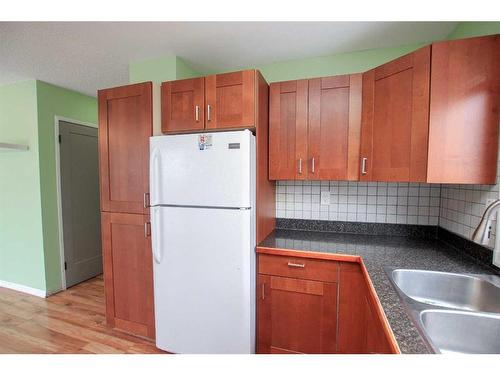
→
(54, 115, 97, 291)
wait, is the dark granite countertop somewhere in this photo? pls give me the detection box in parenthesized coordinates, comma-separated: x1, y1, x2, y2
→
(258, 229, 498, 354)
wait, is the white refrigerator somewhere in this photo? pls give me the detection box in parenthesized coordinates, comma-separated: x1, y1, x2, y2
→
(149, 130, 256, 354)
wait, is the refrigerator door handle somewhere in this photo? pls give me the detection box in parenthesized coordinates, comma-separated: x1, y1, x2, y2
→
(151, 206, 163, 264)
(150, 148, 161, 206)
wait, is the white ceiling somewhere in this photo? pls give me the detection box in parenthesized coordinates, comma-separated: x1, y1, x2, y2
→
(0, 22, 458, 96)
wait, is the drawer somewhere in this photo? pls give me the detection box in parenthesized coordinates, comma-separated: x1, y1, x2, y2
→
(258, 254, 339, 283)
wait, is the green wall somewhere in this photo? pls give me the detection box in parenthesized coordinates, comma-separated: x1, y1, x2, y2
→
(36, 81, 97, 293)
(0, 80, 97, 294)
(253, 43, 426, 83)
(129, 56, 200, 84)
(0, 80, 47, 291)
(129, 44, 427, 84)
(175, 57, 201, 80)
(448, 22, 500, 39)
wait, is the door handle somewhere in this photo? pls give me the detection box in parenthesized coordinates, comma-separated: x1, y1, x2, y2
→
(144, 222, 151, 238)
(195, 105, 200, 122)
(143, 192, 150, 208)
(151, 207, 163, 264)
(150, 148, 161, 207)
(298, 158, 302, 174)
(361, 157, 368, 175)
(311, 157, 315, 173)
(287, 262, 305, 268)
(207, 104, 211, 122)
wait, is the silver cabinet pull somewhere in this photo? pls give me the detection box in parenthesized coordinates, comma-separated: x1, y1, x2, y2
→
(361, 157, 368, 175)
(287, 262, 305, 268)
(195, 105, 200, 122)
(143, 192, 150, 208)
(298, 158, 302, 174)
(144, 222, 151, 238)
(207, 104, 211, 121)
(312, 157, 315, 173)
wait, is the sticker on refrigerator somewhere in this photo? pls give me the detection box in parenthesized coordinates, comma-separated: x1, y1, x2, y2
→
(198, 134, 213, 150)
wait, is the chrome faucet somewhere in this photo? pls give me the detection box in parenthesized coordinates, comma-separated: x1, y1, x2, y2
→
(472, 199, 500, 245)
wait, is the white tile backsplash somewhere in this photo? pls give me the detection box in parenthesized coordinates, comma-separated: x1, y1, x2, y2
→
(440, 183, 499, 249)
(276, 181, 441, 226)
(438, 138, 500, 249)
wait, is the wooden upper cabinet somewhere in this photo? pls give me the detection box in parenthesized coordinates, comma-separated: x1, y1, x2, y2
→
(98, 82, 152, 214)
(101, 212, 155, 339)
(359, 46, 431, 182)
(205, 70, 256, 130)
(269, 80, 309, 180)
(269, 75, 362, 181)
(257, 274, 338, 354)
(308, 74, 362, 180)
(161, 77, 205, 133)
(427, 34, 500, 184)
(161, 70, 258, 132)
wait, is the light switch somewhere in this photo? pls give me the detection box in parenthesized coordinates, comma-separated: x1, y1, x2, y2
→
(320, 190, 330, 205)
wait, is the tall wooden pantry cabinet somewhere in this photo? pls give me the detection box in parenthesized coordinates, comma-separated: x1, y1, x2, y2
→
(98, 82, 156, 339)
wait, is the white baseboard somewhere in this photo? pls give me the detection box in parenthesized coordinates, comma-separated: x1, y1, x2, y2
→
(0, 279, 47, 298)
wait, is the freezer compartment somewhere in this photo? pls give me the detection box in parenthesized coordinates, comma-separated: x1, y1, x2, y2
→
(150, 130, 255, 208)
(151, 205, 256, 353)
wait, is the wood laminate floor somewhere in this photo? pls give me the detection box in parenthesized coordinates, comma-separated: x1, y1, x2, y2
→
(0, 275, 164, 354)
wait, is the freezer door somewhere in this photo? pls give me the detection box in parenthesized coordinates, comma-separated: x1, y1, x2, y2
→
(150, 130, 255, 208)
(151, 205, 256, 354)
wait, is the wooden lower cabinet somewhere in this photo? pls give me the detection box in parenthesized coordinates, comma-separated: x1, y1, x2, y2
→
(256, 251, 398, 354)
(337, 262, 394, 353)
(101, 212, 155, 339)
(257, 275, 338, 354)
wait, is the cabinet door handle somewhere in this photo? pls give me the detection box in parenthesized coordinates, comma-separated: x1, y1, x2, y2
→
(298, 158, 302, 174)
(207, 104, 211, 121)
(287, 262, 305, 268)
(144, 222, 151, 238)
(143, 192, 150, 208)
(361, 157, 368, 175)
(311, 157, 315, 173)
(195, 105, 200, 122)
(261, 283, 265, 300)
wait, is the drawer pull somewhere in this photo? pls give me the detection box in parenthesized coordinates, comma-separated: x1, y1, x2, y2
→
(287, 262, 305, 268)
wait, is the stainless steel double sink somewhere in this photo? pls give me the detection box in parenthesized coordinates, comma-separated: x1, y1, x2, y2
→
(386, 268, 500, 354)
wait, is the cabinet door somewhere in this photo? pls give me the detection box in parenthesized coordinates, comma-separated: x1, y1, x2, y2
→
(359, 46, 431, 182)
(101, 212, 155, 339)
(337, 262, 397, 354)
(427, 35, 500, 184)
(308, 74, 362, 180)
(98, 82, 152, 214)
(257, 275, 337, 354)
(161, 77, 205, 133)
(205, 70, 255, 130)
(337, 262, 367, 353)
(269, 80, 308, 180)
(364, 295, 394, 354)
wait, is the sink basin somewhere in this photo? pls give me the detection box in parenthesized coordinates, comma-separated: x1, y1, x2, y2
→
(391, 269, 500, 313)
(420, 310, 500, 354)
